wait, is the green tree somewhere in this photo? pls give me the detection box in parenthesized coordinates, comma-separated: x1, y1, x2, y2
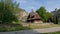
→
(0, 0, 18, 24)
(36, 6, 47, 22)
(46, 12, 52, 21)
(54, 16, 58, 24)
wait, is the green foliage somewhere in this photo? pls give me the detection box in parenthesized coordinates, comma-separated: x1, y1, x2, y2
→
(45, 31, 60, 34)
(52, 8, 60, 22)
(54, 16, 58, 24)
(36, 6, 52, 22)
(0, 26, 30, 32)
(36, 6, 46, 22)
(0, 0, 18, 24)
(46, 12, 52, 21)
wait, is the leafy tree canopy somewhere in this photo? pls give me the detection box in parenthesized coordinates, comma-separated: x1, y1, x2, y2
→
(0, 0, 19, 24)
(36, 6, 52, 22)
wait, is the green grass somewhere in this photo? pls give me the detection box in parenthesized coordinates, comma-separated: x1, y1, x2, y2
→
(0, 24, 31, 32)
(12, 20, 24, 24)
(0, 23, 60, 32)
(28, 23, 60, 29)
(38, 31, 60, 34)
(44, 31, 60, 34)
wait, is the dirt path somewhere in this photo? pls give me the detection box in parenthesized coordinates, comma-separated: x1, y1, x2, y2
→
(0, 26, 60, 34)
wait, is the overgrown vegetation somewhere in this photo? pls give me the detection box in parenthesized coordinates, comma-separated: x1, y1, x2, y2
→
(0, 0, 19, 24)
(0, 24, 31, 32)
(0, 0, 30, 32)
(36, 6, 59, 24)
(36, 6, 52, 22)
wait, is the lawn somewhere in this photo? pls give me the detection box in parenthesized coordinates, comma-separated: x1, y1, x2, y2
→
(44, 31, 60, 34)
(0, 24, 31, 32)
(0, 23, 60, 32)
(27, 23, 60, 29)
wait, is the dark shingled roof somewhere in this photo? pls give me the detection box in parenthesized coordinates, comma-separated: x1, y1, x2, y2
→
(27, 9, 42, 20)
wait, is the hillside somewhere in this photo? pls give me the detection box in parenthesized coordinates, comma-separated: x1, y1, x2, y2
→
(52, 9, 60, 22)
(14, 8, 28, 22)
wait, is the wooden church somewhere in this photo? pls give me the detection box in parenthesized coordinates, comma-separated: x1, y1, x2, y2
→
(27, 9, 43, 23)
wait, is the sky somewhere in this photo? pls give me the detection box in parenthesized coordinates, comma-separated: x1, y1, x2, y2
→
(15, 0, 60, 13)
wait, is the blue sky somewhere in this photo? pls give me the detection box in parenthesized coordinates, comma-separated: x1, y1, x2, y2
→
(15, 0, 60, 13)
